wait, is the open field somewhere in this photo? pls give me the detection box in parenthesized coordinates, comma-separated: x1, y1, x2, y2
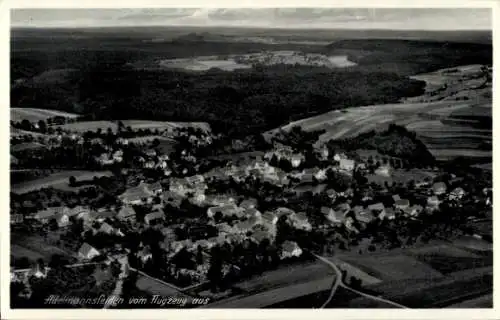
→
(11, 108, 80, 122)
(233, 261, 334, 294)
(11, 233, 75, 261)
(135, 274, 191, 298)
(11, 170, 113, 194)
(339, 255, 443, 281)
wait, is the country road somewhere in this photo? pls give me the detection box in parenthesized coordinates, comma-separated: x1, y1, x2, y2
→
(313, 254, 409, 309)
(103, 256, 128, 309)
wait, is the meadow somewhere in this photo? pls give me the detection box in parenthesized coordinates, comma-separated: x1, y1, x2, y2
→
(11, 170, 113, 194)
(11, 108, 79, 122)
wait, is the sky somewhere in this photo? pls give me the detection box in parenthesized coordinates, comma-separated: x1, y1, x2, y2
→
(10, 8, 492, 30)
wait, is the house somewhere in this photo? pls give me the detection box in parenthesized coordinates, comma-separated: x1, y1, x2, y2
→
(345, 217, 359, 233)
(449, 187, 466, 201)
(336, 203, 351, 214)
(66, 206, 89, 218)
(339, 158, 355, 172)
(427, 196, 441, 209)
(118, 182, 154, 205)
(353, 206, 374, 225)
(234, 219, 258, 234)
(190, 193, 206, 205)
(321, 207, 344, 224)
(164, 168, 173, 176)
(163, 191, 183, 208)
(117, 206, 136, 221)
(262, 212, 279, 226)
(216, 222, 234, 235)
(55, 213, 70, 228)
(99, 222, 115, 234)
(290, 212, 312, 231)
(245, 208, 262, 220)
(384, 208, 396, 220)
(207, 204, 243, 219)
(186, 174, 205, 186)
(169, 179, 190, 197)
(301, 173, 315, 184)
(274, 207, 295, 218)
(137, 247, 153, 264)
(404, 205, 424, 217)
(78, 243, 100, 260)
(368, 202, 386, 219)
(432, 182, 447, 195)
(144, 210, 165, 225)
(11, 214, 24, 225)
(375, 165, 391, 177)
(280, 241, 302, 260)
(394, 199, 410, 210)
(145, 149, 157, 157)
(291, 154, 304, 168)
(206, 194, 236, 207)
(239, 198, 258, 210)
(251, 230, 271, 244)
(392, 195, 401, 202)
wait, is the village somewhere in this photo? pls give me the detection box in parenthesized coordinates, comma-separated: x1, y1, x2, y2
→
(10, 118, 493, 304)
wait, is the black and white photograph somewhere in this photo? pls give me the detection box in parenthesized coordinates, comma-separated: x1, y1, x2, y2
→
(3, 2, 496, 317)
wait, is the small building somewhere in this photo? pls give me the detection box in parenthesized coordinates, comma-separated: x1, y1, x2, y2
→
(339, 158, 355, 172)
(368, 202, 386, 219)
(147, 182, 163, 195)
(290, 212, 312, 231)
(427, 196, 441, 209)
(207, 204, 243, 219)
(33, 208, 59, 223)
(239, 198, 258, 210)
(432, 182, 447, 195)
(375, 165, 392, 177)
(326, 189, 337, 201)
(354, 207, 374, 225)
(117, 206, 136, 221)
(144, 210, 165, 225)
(321, 207, 344, 224)
(384, 208, 396, 220)
(118, 182, 154, 205)
(245, 207, 262, 220)
(291, 154, 304, 168)
(280, 241, 302, 260)
(394, 199, 410, 210)
(11, 214, 24, 225)
(55, 213, 70, 228)
(78, 243, 100, 260)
